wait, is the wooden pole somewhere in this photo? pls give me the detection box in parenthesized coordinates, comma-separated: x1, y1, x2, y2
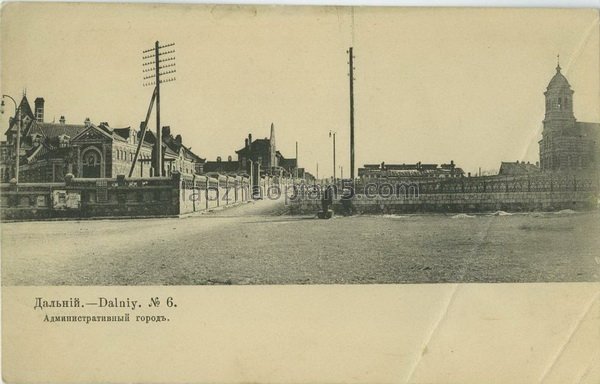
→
(155, 41, 162, 177)
(349, 47, 355, 180)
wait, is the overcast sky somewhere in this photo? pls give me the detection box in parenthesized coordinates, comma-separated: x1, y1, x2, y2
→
(1, 4, 598, 176)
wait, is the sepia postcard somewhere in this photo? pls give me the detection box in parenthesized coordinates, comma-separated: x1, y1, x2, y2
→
(1, 3, 599, 383)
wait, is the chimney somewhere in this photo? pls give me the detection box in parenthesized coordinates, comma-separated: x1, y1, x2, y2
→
(59, 116, 66, 125)
(162, 126, 171, 139)
(175, 134, 182, 145)
(84, 117, 91, 127)
(34, 97, 45, 123)
(248, 133, 252, 149)
(228, 155, 232, 162)
(245, 138, 249, 147)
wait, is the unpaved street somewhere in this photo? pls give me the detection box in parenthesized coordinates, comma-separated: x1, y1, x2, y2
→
(2, 198, 599, 285)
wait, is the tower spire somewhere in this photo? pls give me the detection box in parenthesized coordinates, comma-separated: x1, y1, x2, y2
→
(269, 122, 277, 168)
(556, 54, 561, 72)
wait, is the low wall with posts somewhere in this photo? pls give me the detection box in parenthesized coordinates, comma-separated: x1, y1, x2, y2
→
(0, 172, 252, 221)
(179, 174, 251, 215)
(289, 173, 600, 214)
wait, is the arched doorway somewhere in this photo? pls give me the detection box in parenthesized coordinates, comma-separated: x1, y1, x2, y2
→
(82, 148, 102, 178)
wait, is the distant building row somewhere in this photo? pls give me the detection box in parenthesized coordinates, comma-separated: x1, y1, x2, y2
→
(358, 161, 464, 180)
(202, 123, 313, 182)
(1, 96, 303, 183)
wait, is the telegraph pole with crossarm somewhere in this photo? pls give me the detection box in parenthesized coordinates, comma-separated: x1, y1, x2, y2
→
(131, 41, 176, 178)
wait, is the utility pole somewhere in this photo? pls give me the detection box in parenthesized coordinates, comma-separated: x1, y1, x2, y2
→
(329, 130, 336, 182)
(142, 41, 176, 177)
(295, 141, 299, 179)
(15, 107, 20, 183)
(316, 162, 319, 180)
(340, 165, 343, 180)
(154, 41, 162, 177)
(348, 47, 355, 180)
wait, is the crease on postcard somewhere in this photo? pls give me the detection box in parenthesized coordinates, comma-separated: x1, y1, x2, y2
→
(404, 283, 461, 383)
(538, 290, 600, 383)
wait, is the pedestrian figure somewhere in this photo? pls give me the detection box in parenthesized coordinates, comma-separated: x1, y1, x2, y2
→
(318, 184, 334, 219)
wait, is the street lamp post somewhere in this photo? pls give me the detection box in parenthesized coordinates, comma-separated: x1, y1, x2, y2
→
(329, 130, 336, 183)
(1, 95, 20, 183)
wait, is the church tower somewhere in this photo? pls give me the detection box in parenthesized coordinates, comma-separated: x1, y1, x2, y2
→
(543, 60, 575, 129)
(539, 58, 580, 171)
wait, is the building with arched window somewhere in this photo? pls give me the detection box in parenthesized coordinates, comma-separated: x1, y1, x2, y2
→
(2, 95, 203, 181)
(538, 63, 599, 172)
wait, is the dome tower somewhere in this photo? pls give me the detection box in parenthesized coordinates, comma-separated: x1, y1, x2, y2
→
(543, 57, 575, 130)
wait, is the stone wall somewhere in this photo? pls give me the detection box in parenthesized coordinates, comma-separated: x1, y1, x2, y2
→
(0, 172, 252, 221)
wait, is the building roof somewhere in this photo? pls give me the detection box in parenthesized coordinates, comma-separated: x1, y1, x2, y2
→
(359, 161, 465, 177)
(17, 95, 35, 121)
(161, 131, 205, 162)
(181, 145, 205, 162)
(32, 122, 88, 139)
(25, 143, 47, 162)
(163, 145, 179, 158)
(279, 157, 297, 169)
(363, 164, 381, 169)
(5, 96, 36, 136)
(112, 127, 129, 138)
(5, 95, 87, 140)
(203, 160, 241, 173)
(499, 161, 540, 175)
(380, 163, 440, 170)
(546, 65, 572, 91)
(140, 129, 157, 144)
(236, 138, 270, 155)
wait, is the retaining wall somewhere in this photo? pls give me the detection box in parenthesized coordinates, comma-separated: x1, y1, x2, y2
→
(0, 172, 253, 221)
